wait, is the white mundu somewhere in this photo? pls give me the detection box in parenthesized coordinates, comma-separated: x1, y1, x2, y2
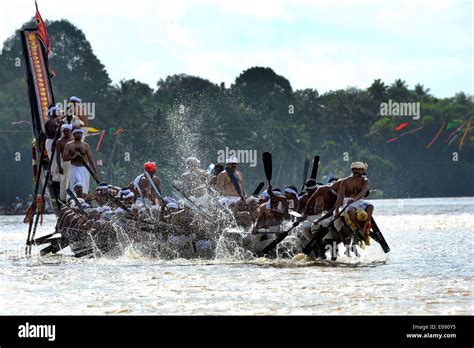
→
(69, 164, 90, 194)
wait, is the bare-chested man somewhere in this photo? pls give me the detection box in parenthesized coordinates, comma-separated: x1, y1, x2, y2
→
(252, 185, 288, 234)
(63, 128, 98, 194)
(68, 96, 88, 127)
(56, 124, 73, 201)
(333, 162, 372, 237)
(297, 179, 318, 214)
(129, 161, 163, 207)
(216, 156, 246, 206)
(303, 179, 342, 217)
(44, 105, 62, 189)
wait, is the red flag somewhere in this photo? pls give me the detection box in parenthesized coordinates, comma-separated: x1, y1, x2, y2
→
(35, 1, 50, 56)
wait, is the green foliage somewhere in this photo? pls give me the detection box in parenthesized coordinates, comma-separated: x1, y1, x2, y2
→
(0, 20, 472, 203)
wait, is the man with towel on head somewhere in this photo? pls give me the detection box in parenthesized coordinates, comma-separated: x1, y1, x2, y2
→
(56, 123, 73, 201)
(63, 128, 98, 194)
(333, 162, 372, 241)
(216, 156, 246, 207)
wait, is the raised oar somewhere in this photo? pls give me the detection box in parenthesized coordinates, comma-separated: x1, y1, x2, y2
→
(310, 155, 320, 180)
(76, 153, 130, 212)
(143, 170, 170, 216)
(369, 217, 390, 253)
(259, 153, 320, 256)
(300, 157, 310, 192)
(225, 167, 255, 222)
(252, 182, 265, 196)
(262, 152, 272, 183)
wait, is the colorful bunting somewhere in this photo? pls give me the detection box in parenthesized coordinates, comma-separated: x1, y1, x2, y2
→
(386, 126, 425, 143)
(425, 122, 445, 149)
(459, 119, 472, 150)
(394, 123, 409, 131)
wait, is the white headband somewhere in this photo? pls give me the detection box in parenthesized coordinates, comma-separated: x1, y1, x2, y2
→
(285, 188, 299, 200)
(72, 128, 83, 134)
(166, 202, 179, 210)
(226, 156, 238, 164)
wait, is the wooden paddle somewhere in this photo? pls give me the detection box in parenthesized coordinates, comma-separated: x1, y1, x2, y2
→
(262, 152, 272, 183)
(252, 182, 265, 196)
(258, 153, 320, 256)
(369, 217, 390, 253)
(225, 166, 255, 222)
(310, 155, 320, 180)
(299, 157, 310, 192)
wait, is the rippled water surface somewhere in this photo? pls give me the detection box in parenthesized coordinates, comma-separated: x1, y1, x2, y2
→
(1, 197, 472, 315)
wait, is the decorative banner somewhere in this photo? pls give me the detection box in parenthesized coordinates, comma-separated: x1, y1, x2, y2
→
(425, 122, 446, 149)
(459, 119, 472, 150)
(444, 123, 465, 143)
(394, 123, 409, 131)
(96, 130, 106, 152)
(445, 120, 456, 131)
(386, 126, 425, 143)
(21, 29, 54, 134)
(113, 128, 123, 136)
(87, 127, 100, 133)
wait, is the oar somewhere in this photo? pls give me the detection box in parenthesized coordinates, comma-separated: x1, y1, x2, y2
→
(27, 126, 63, 254)
(301, 209, 336, 255)
(299, 157, 310, 192)
(310, 155, 320, 180)
(252, 182, 265, 196)
(258, 219, 303, 256)
(369, 217, 390, 253)
(262, 152, 272, 183)
(170, 184, 213, 223)
(258, 153, 320, 256)
(66, 188, 86, 214)
(143, 170, 170, 216)
(76, 153, 130, 212)
(25, 137, 46, 254)
(225, 167, 255, 222)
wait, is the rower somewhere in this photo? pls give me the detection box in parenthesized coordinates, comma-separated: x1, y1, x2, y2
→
(297, 179, 318, 214)
(114, 188, 135, 213)
(130, 162, 163, 207)
(284, 185, 299, 211)
(56, 124, 73, 201)
(63, 128, 98, 194)
(216, 156, 246, 207)
(71, 182, 88, 202)
(252, 185, 287, 234)
(333, 162, 372, 240)
(209, 163, 224, 188)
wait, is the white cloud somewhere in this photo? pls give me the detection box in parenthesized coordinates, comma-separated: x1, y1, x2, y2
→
(0, 0, 471, 97)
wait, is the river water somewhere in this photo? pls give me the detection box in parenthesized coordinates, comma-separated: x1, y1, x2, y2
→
(1, 197, 472, 315)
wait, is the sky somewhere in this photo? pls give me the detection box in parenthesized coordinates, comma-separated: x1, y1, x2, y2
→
(0, 0, 472, 97)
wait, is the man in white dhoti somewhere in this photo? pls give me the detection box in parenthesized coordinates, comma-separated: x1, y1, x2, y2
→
(55, 124, 73, 201)
(63, 128, 98, 194)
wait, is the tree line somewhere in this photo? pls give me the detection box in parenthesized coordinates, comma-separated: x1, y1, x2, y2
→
(0, 19, 472, 204)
